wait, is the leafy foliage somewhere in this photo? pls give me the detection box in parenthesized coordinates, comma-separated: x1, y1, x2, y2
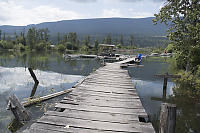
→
(153, 0, 200, 72)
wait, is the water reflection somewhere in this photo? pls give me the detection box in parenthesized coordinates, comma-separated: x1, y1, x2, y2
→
(0, 50, 101, 133)
(127, 57, 200, 133)
(169, 90, 200, 133)
(126, 57, 176, 132)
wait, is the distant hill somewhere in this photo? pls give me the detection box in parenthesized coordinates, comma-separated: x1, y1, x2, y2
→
(0, 17, 167, 36)
(0, 17, 168, 47)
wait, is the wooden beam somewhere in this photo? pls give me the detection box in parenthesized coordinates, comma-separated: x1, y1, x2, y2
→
(159, 103, 176, 133)
(154, 73, 181, 79)
(22, 88, 73, 107)
(28, 68, 39, 97)
(7, 94, 31, 121)
(22, 76, 88, 107)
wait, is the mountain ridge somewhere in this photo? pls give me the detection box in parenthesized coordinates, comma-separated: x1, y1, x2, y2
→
(0, 17, 167, 36)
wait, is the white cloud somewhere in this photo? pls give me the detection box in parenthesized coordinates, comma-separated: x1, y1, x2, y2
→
(128, 8, 154, 18)
(102, 9, 122, 18)
(131, 12, 154, 18)
(0, 1, 83, 26)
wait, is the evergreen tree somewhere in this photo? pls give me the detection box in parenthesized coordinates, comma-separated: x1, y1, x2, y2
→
(0, 30, 1, 40)
(27, 27, 37, 50)
(94, 39, 99, 52)
(57, 32, 60, 44)
(22, 32, 26, 46)
(3, 32, 6, 40)
(129, 35, 134, 48)
(102, 38, 106, 44)
(114, 38, 118, 45)
(120, 34, 124, 45)
(43, 28, 49, 42)
(84, 35, 90, 47)
(63, 34, 68, 43)
(106, 34, 112, 44)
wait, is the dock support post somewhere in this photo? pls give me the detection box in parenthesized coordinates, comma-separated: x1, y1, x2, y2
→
(7, 94, 31, 122)
(159, 103, 176, 133)
(28, 68, 39, 97)
(162, 77, 168, 100)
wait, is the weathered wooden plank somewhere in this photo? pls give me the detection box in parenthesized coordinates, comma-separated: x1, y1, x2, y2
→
(37, 115, 144, 133)
(64, 95, 140, 103)
(55, 103, 146, 115)
(77, 86, 136, 93)
(45, 110, 139, 123)
(88, 73, 130, 78)
(75, 86, 137, 96)
(83, 81, 133, 87)
(60, 100, 142, 109)
(61, 97, 142, 107)
(23, 61, 154, 133)
(87, 76, 131, 80)
(28, 122, 128, 133)
(79, 84, 135, 90)
(84, 79, 133, 84)
(23, 128, 67, 133)
(68, 92, 139, 100)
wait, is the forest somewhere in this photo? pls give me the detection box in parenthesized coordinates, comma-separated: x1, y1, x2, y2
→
(0, 28, 169, 53)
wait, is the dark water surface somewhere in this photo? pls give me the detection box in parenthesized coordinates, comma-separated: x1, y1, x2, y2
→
(127, 57, 200, 133)
(0, 51, 101, 133)
(0, 51, 199, 133)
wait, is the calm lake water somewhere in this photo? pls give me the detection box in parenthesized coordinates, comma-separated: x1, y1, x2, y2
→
(0, 51, 199, 133)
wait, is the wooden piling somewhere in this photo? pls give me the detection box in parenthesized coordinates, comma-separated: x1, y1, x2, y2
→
(7, 94, 31, 122)
(159, 103, 176, 133)
(28, 68, 39, 97)
(162, 77, 168, 100)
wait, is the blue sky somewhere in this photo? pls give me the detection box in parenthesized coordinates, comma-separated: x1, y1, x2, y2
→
(0, 0, 164, 26)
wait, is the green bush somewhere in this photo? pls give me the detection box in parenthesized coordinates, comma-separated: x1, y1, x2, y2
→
(0, 40, 6, 48)
(13, 43, 25, 51)
(35, 42, 46, 51)
(165, 43, 174, 53)
(56, 44, 66, 52)
(116, 44, 122, 49)
(0, 40, 14, 49)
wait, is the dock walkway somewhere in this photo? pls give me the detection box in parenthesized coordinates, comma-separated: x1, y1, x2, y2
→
(23, 63, 154, 133)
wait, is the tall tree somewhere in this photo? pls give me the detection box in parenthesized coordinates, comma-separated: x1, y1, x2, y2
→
(84, 35, 90, 47)
(129, 35, 134, 48)
(57, 32, 61, 44)
(43, 28, 49, 42)
(27, 27, 37, 50)
(0, 30, 1, 40)
(63, 34, 68, 43)
(114, 38, 118, 45)
(153, 0, 200, 72)
(94, 39, 99, 52)
(3, 32, 6, 40)
(102, 38, 106, 44)
(120, 34, 124, 45)
(106, 34, 112, 44)
(22, 31, 26, 46)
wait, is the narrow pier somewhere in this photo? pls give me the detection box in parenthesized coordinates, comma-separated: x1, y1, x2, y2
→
(23, 62, 154, 133)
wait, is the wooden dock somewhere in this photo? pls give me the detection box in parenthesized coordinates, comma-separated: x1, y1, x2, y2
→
(23, 62, 154, 133)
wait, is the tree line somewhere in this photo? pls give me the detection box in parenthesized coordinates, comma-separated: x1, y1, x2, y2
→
(0, 28, 136, 52)
(0, 28, 51, 51)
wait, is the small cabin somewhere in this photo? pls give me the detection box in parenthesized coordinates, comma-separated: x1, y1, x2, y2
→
(98, 44, 115, 56)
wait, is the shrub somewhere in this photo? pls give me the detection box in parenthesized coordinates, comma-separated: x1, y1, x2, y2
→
(13, 43, 25, 51)
(56, 44, 66, 52)
(35, 42, 46, 51)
